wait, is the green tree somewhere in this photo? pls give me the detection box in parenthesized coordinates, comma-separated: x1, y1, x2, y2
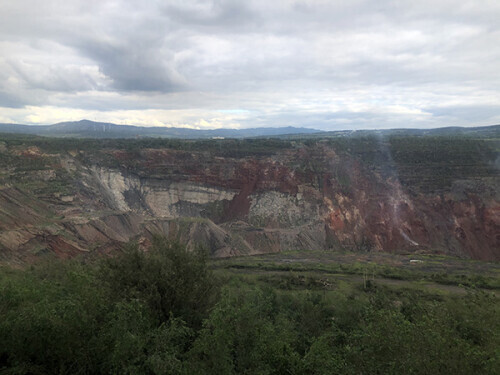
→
(99, 236, 220, 327)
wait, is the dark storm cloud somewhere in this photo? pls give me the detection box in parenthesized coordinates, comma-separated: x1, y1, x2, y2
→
(73, 38, 184, 92)
(0, 0, 188, 94)
(0, 0, 498, 127)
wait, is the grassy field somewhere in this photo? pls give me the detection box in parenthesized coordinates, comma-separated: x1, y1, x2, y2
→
(211, 250, 500, 292)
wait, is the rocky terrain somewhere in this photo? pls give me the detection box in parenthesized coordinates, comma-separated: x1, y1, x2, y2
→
(0, 129, 498, 263)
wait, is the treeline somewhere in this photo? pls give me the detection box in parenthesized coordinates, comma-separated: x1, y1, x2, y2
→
(1, 238, 498, 374)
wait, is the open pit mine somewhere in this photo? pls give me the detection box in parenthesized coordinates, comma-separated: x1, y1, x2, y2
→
(0, 132, 498, 263)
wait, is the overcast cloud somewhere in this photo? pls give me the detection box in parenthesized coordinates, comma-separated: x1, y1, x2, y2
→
(0, 0, 499, 129)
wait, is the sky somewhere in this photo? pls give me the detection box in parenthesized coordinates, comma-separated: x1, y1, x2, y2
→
(0, 0, 499, 130)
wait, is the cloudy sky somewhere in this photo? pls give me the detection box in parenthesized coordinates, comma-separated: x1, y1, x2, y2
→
(0, 0, 499, 130)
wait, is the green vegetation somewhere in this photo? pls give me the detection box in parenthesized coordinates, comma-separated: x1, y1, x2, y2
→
(1, 239, 499, 374)
(388, 136, 498, 192)
(0, 133, 292, 158)
(316, 135, 498, 191)
(215, 256, 500, 290)
(217, 251, 500, 290)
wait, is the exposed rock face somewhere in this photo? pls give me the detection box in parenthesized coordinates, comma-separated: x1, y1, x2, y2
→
(0, 135, 498, 262)
(92, 167, 237, 217)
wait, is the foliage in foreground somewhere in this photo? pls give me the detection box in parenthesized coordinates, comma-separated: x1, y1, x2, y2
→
(0, 239, 498, 374)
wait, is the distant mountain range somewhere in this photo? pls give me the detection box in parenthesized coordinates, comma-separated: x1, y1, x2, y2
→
(0, 120, 498, 139)
(0, 120, 320, 139)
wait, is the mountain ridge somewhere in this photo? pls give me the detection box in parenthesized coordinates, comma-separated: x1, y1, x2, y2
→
(0, 120, 499, 139)
(0, 119, 320, 139)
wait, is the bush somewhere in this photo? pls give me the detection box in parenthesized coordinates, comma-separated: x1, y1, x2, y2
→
(99, 236, 220, 327)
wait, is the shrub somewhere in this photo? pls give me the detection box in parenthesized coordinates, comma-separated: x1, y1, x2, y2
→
(99, 236, 220, 327)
